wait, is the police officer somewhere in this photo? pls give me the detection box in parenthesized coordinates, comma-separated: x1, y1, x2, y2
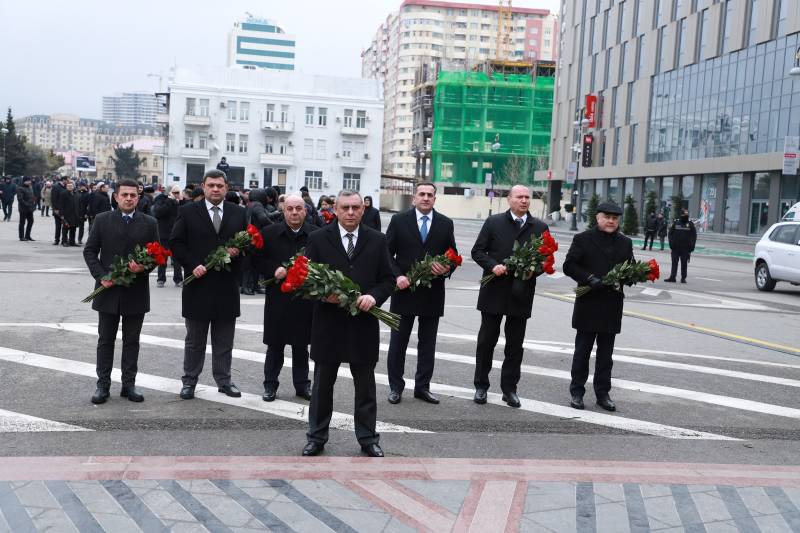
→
(664, 208, 697, 283)
(563, 202, 634, 412)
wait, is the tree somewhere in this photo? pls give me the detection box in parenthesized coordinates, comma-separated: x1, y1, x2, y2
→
(622, 194, 639, 236)
(112, 145, 142, 180)
(1, 107, 28, 176)
(500, 155, 533, 185)
(24, 144, 64, 176)
(644, 190, 658, 219)
(670, 191, 685, 221)
(586, 193, 600, 229)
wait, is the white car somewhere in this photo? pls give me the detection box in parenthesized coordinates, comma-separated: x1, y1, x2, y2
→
(754, 222, 800, 291)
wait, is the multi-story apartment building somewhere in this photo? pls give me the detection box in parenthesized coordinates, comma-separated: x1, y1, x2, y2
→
(227, 15, 296, 71)
(550, 0, 800, 236)
(362, 0, 559, 177)
(95, 139, 164, 185)
(19, 114, 159, 155)
(160, 67, 384, 204)
(102, 92, 158, 126)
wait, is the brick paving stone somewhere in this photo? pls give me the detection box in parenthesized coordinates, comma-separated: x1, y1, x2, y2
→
(181, 480, 255, 528)
(128, 483, 198, 523)
(692, 490, 735, 524)
(397, 480, 470, 515)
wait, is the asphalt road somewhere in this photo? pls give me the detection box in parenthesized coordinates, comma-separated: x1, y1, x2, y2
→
(1, 211, 799, 464)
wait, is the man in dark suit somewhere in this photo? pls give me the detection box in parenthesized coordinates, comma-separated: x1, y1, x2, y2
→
(302, 190, 395, 458)
(83, 179, 159, 404)
(385, 182, 457, 405)
(471, 185, 549, 408)
(253, 195, 317, 402)
(170, 170, 248, 400)
(563, 202, 634, 412)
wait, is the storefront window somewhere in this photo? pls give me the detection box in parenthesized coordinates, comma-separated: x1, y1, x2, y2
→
(698, 174, 720, 232)
(608, 178, 620, 204)
(750, 172, 772, 234)
(724, 174, 742, 233)
(780, 174, 800, 217)
(661, 177, 674, 217)
(580, 180, 593, 222)
(681, 175, 694, 212)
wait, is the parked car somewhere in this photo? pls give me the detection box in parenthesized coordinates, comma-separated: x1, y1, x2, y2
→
(753, 222, 800, 291)
(782, 201, 800, 221)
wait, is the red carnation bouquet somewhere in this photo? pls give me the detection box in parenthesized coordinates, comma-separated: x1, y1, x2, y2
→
(183, 224, 264, 285)
(573, 258, 660, 297)
(82, 241, 171, 302)
(403, 247, 462, 292)
(280, 254, 401, 330)
(480, 230, 558, 286)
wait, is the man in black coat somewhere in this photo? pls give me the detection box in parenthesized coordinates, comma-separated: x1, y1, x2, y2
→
(253, 195, 317, 402)
(563, 202, 634, 412)
(664, 208, 697, 283)
(643, 211, 658, 250)
(16, 176, 36, 241)
(170, 170, 248, 400)
(58, 181, 82, 247)
(385, 182, 457, 405)
(83, 179, 159, 404)
(362, 195, 382, 232)
(152, 185, 183, 287)
(87, 182, 112, 231)
(471, 185, 549, 408)
(1, 177, 16, 221)
(302, 190, 395, 458)
(51, 176, 68, 245)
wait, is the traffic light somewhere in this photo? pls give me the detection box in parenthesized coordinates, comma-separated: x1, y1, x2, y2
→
(581, 134, 594, 167)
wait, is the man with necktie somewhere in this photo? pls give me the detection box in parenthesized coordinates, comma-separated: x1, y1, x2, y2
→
(170, 170, 248, 400)
(385, 182, 458, 405)
(471, 185, 550, 408)
(83, 179, 159, 404)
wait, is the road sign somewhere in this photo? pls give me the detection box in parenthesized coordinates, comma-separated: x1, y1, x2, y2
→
(783, 136, 799, 175)
(566, 162, 577, 184)
(484, 173, 492, 189)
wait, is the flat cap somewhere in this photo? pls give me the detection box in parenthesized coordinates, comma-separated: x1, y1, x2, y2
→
(596, 201, 623, 215)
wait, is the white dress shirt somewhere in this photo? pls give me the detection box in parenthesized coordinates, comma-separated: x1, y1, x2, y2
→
(415, 208, 434, 231)
(338, 224, 359, 251)
(512, 213, 528, 225)
(205, 199, 224, 221)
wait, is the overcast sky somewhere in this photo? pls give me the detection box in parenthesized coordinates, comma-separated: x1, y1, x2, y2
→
(0, 0, 559, 120)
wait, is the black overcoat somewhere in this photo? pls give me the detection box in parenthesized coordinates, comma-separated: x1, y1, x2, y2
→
(151, 194, 179, 244)
(305, 223, 395, 365)
(83, 210, 159, 316)
(362, 206, 382, 232)
(471, 210, 549, 318)
(253, 221, 317, 346)
(386, 208, 458, 317)
(563, 228, 635, 334)
(169, 201, 247, 321)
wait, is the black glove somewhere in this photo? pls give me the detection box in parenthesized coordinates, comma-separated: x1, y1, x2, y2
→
(587, 275, 604, 290)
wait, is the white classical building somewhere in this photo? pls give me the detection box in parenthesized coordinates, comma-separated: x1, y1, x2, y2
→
(161, 67, 384, 204)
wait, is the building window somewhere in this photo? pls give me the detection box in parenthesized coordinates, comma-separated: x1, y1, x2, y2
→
(635, 35, 645, 78)
(697, 9, 708, 61)
(343, 172, 361, 191)
(721, 0, 734, 54)
(344, 109, 353, 127)
(266, 104, 275, 122)
(653, 0, 662, 28)
(318, 107, 328, 126)
(611, 86, 619, 127)
(199, 99, 209, 116)
(617, 1, 627, 44)
(775, 0, 787, 37)
(303, 138, 314, 159)
(315, 139, 326, 159)
(676, 18, 687, 66)
(184, 130, 194, 149)
(304, 170, 323, 190)
(628, 124, 637, 164)
(227, 101, 237, 121)
(750, 172, 771, 234)
(724, 173, 743, 233)
(305, 107, 314, 125)
(634, 0, 644, 35)
(342, 140, 352, 159)
(356, 110, 367, 128)
(613, 127, 621, 164)
(280, 105, 289, 123)
(185, 98, 196, 116)
(672, 0, 681, 21)
(239, 102, 250, 121)
(619, 41, 628, 83)
(745, 0, 758, 46)
(626, 82, 635, 124)
(602, 9, 610, 48)
(265, 136, 274, 154)
(238, 134, 248, 153)
(198, 132, 208, 149)
(225, 133, 235, 152)
(656, 26, 666, 73)
(603, 50, 612, 88)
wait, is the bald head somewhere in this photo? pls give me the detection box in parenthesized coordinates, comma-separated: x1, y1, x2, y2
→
(507, 185, 531, 218)
(283, 194, 307, 229)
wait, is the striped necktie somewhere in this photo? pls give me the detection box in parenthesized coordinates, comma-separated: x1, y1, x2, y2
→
(346, 233, 355, 258)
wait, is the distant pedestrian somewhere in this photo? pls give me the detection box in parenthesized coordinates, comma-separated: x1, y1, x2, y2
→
(664, 208, 697, 283)
(87, 182, 112, 231)
(1, 177, 16, 221)
(137, 185, 155, 215)
(216, 157, 230, 175)
(41, 180, 52, 217)
(151, 185, 183, 287)
(362, 195, 382, 232)
(58, 181, 81, 247)
(16, 176, 36, 241)
(642, 212, 658, 250)
(76, 181, 89, 244)
(656, 212, 668, 250)
(51, 176, 68, 245)
(32, 178, 43, 212)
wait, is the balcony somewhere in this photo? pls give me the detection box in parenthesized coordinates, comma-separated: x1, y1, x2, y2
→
(260, 149, 295, 166)
(339, 157, 367, 168)
(181, 147, 210, 160)
(155, 113, 169, 124)
(340, 125, 369, 136)
(260, 120, 294, 132)
(183, 114, 210, 126)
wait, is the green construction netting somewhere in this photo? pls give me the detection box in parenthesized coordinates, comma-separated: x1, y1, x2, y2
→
(432, 70, 554, 186)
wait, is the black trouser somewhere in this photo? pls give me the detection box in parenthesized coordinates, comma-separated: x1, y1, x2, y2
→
(182, 317, 235, 387)
(241, 256, 258, 290)
(263, 343, 310, 392)
(1, 201, 12, 220)
(307, 361, 379, 446)
(387, 315, 439, 393)
(474, 312, 528, 393)
(669, 249, 690, 280)
(41, 205, 50, 216)
(64, 226, 76, 245)
(658, 235, 665, 250)
(570, 331, 615, 399)
(157, 256, 183, 283)
(643, 230, 656, 249)
(96, 312, 145, 388)
(77, 220, 85, 242)
(18, 211, 33, 239)
(54, 214, 63, 243)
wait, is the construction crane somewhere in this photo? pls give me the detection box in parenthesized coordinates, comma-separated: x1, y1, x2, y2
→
(495, 0, 513, 61)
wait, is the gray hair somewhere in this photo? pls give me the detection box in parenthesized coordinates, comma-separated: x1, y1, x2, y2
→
(337, 189, 362, 201)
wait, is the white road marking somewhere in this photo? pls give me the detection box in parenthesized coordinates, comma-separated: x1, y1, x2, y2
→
(0, 345, 428, 435)
(0, 408, 91, 433)
(30, 267, 84, 273)
(696, 277, 723, 282)
(45, 324, 736, 440)
(640, 288, 663, 296)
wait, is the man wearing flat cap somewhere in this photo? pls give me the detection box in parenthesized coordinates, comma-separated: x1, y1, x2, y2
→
(563, 201, 634, 412)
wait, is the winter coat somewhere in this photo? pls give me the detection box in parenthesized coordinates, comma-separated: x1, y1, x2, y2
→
(668, 218, 697, 252)
(16, 184, 36, 213)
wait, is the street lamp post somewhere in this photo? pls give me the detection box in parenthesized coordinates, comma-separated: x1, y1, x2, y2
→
(1, 127, 8, 177)
(789, 47, 800, 169)
(569, 114, 590, 231)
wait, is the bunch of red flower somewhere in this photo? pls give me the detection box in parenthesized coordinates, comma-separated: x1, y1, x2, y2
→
(183, 224, 264, 285)
(403, 247, 463, 292)
(573, 258, 661, 297)
(321, 210, 336, 224)
(645, 258, 660, 281)
(246, 224, 265, 249)
(82, 241, 172, 302)
(538, 231, 558, 275)
(481, 231, 559, 286)
(280, 255, 310, 293)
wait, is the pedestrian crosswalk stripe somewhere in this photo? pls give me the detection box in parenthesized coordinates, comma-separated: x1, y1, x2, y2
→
(0, 408, 91, 433)
(0, 347, 429, 435)
(44, 324, 735, 440)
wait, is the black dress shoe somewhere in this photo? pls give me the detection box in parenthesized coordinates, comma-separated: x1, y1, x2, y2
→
(256, 287, 267, 295)
(570, 394, 585, 410)
(413, 390, 439, 404)
(218, 384, 242, 397)
(243, 288, 255, 296)
(361, 443, 384, 457)
(295, 385, 312, 401)
(680, 279, 687, 283)
(474, 388, 487, 404)
(597, 397, 617, 411)
(25, 237, 34, 241)
(663, 278, 676, 283)
(180, 385, 195, 399)
(91, 387, 110, 404)
(120, 386, 144, 402)
(262, 388, 277, 402)
(302, 442, 324, 456)
(387, 390, 402, 404)
(501, 391, 521, 408)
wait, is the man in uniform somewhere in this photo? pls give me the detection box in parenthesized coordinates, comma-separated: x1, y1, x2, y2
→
(664, 208, 697, 283)
(254, 195, 317, 402)
(471, 184, 549, 408)
(563, 202, 634, 412)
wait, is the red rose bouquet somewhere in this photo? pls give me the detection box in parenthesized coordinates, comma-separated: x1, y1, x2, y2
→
(280, 255, 401, 330)
(403, 247, 463, 292)
(82, 241, 171, 302)
(183, 224, 264, 285)
(321, 210, 336, 224)
(573, 258, 660, 297)
(480, 230, 558, 286)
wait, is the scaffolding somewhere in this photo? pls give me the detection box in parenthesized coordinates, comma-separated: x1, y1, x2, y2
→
(431, 69, 554, 187)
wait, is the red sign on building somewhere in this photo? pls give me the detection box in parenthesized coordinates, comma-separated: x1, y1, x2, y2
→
(585, 95, 597, 128)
